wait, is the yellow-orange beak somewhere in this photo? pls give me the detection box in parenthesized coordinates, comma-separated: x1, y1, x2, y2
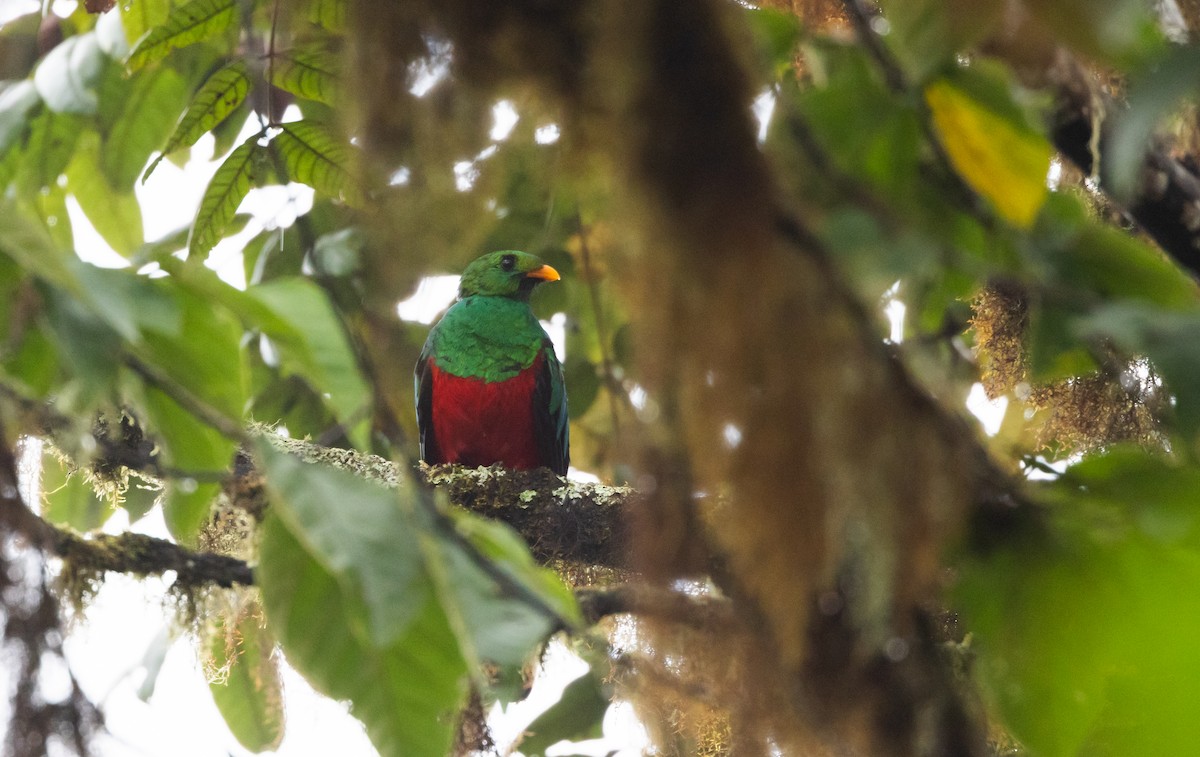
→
(526, 264, 561, 282)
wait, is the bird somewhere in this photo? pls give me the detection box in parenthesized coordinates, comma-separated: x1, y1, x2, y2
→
(415, 250, 569, 475)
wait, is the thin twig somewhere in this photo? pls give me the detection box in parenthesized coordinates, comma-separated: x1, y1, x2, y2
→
(267, 0, 282, 127)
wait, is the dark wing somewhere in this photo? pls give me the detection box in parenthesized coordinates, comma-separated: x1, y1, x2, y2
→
(533, 338, 569, 475)
(414, 338, 441, 464)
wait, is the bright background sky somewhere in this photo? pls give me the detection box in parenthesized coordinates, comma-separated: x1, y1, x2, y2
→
(0, 1, 1014, 754)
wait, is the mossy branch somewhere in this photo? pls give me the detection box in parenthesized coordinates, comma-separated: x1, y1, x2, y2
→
(255, 431, 634, 569)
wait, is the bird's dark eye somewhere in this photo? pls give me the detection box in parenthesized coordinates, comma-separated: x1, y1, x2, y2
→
(500, 254, 516, 272)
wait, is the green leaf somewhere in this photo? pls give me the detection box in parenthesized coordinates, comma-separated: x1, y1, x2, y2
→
(18, 109, 84, 192)
(564, 354, 599, 419)
(33, 33, 107, 114)
(141, 386, 232, 542)
(101, 60, 190, 189)
(256, 443, 432, 645)
(119, 0, 170, 48)
(245, 278, 371, 446)
(256, 444, 468, 756)
(925, 69, 1053, 228)
(269, 44, 339, 106)
(67, 133, 145, 256)
(958, 512, 1200, 757)
(0, 200, 76, 290)
(308, 0, 346, 30)
(1, 322, 59, 398)
(40, 450, 110, 532)
(119, 474, 160, 522)
(797, 45, 922, 201)
(1030, 193, 1200, 312)
(877, 0, 1005, 80)
(126, 0, 237, 71)
(272, 120, 359, 205)
(137, 285, 246, 418)
(1061, 448, 1200, 545)
(449, 508, 583, 633)
(208, 610, 285, 752)
(144, 59, 250, 182)
(188, 132, 266, 259)
(518, 670, 610, 756)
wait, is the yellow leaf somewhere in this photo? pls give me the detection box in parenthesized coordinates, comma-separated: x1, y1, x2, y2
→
(925, 79, 1052, 228)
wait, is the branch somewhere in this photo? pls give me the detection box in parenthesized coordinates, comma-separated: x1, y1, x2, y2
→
(0, 424, 253, 590)
(256, 432, 634, 569)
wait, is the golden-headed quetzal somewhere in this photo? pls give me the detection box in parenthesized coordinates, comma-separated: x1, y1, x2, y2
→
(415, 250, 569, 475)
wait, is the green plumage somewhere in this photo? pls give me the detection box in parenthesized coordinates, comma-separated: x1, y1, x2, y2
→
(424, 296, 544, 382)
(414, 250, 569, 474)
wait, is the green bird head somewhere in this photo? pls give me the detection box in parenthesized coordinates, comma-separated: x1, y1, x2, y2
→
(457, 250, 560, 301)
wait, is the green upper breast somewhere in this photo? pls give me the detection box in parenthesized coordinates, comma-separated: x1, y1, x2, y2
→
(428, 296, 547, 382)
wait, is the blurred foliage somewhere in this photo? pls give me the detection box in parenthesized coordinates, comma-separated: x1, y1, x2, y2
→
(4, 0, 1200, 754)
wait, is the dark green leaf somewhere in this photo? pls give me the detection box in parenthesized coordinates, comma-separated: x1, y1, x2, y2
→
(518, 670, 610, 756)
(257, 513, 467, 757)
(126, 0, 236, 71)
(208, 610, 285, 752)
(119, 474, 160, 522)
(256, 443, 432, 644)
(145, 59, 250, 182)
(1031, 194, 1200, 312)
(564, 355, 599, 419)
(269, 44, 339, 106)
(272, 120, 360, 205)
(256, 444, 471, 755)
(140, 386, 231, 542)
(188, 132, 266, 259)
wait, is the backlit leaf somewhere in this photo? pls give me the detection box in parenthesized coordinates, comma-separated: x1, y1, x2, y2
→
(269, 44, 339, 106)
(67, 133, 145, 256)
(189, 132, 265, 259)
(272, 120, 359, 205)
(144, 59, 250, 182)
(119, 0, 170, 47)
(40, 449, 110, 532)
(126, 0, 236, 71)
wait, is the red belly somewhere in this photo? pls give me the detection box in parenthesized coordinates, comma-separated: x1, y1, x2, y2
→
(429, 358, 542, 470)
